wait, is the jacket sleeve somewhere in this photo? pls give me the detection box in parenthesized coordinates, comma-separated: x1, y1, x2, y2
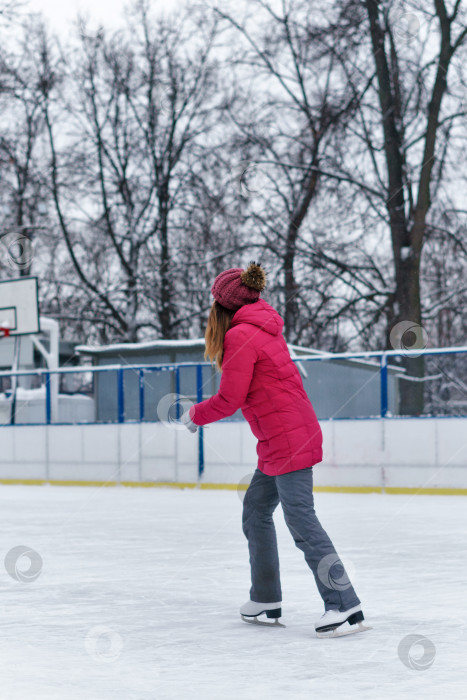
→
(190, 328, 257, 426)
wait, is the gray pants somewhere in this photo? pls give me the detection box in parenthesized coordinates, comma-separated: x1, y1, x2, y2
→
(242, 467, 361, 611)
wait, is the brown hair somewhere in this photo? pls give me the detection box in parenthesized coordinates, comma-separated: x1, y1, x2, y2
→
(204, 300, 235, 370)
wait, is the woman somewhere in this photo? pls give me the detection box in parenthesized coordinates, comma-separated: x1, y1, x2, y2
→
(184, 262, 366, 638)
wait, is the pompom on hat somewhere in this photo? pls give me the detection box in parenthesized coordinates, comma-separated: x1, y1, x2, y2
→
(211, 261, 267, 311)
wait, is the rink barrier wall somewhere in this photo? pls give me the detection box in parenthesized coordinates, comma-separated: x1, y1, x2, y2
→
(1, 416, 467, 494)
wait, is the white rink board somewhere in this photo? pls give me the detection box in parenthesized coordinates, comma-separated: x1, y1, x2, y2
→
(0, 418, 466, 490)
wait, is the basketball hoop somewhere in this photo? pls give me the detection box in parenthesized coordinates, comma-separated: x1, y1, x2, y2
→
(0, 277, 40, 337)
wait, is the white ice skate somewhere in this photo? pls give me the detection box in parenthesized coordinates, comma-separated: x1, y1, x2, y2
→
(315, 604, 371, 638)
(240, 600, 285, 627)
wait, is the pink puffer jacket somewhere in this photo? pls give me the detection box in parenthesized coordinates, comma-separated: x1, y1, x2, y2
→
(190, 299, 323, 476)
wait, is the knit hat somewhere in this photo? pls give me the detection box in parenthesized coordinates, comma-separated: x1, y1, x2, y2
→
(211, 261, 267, 311)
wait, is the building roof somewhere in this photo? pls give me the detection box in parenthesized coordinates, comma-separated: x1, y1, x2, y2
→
(76, 337, 400, 372)
(76, 338, 205, 356)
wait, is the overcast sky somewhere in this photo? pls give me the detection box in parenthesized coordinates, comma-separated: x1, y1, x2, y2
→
(29, 0, 183, 35)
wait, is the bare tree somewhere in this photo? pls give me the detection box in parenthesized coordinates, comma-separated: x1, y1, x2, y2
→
(0, 16, 50, 277)
(307, 0, 467, 411)
(211, 0, 389, 346)
(2, 0, 465, 379)
(360, 0, 467, 412)
(39, 2, 222, 342)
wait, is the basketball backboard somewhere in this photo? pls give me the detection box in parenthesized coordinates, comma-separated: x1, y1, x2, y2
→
(0, 277, 40, 336)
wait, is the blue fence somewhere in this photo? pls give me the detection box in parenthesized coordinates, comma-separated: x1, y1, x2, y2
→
(1, 345, 467, 427)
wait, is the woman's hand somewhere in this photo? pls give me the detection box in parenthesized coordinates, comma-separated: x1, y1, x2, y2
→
(180, 409, 198, 433)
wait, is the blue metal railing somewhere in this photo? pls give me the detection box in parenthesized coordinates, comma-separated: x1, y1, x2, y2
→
(380, 354, 388, 418)
(138, 369, 143, 421)
(1, 344, 467, 428)
(196, 363, 205, 477)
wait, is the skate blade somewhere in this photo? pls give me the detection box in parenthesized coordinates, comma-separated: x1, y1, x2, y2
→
(241, 615, 286, 628)
(316, 621, 371, 639)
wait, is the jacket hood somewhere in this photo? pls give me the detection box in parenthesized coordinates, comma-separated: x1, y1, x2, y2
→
(230, 299, 284, 336)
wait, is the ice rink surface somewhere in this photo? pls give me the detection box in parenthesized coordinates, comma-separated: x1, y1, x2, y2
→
(1, 483, 466, 700)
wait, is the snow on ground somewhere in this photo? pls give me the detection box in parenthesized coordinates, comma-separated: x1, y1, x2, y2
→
(0, 484, 466, 699)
